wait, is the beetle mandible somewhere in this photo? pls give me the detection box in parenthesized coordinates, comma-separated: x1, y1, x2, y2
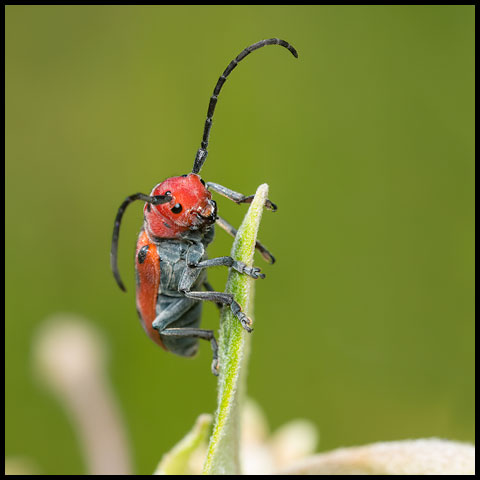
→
(111, 38, 298, 375)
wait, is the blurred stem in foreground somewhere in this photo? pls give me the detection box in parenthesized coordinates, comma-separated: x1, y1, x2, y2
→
(33, 314, 132, 475)
(202, 183, 270, 475)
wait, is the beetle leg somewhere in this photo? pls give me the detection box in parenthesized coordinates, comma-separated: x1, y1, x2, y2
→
(189, 256, 265, 279)
(206, 182, 277, 211)
(160, 328, 219, 376)
(203, 281, 223, 310)
(216, 216, 275, 264)
(185, 291, 252, 333)
(179, 266, 253, 332)
(152, 297, 197, 332)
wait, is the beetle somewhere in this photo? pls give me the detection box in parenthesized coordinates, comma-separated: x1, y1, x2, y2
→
(111, 38, 298, 375)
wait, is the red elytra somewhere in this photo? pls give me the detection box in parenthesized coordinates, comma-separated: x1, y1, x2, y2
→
(134, 229, 165, 349)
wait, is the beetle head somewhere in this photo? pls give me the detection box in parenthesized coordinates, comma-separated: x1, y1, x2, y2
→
(144, 173, 216, 239)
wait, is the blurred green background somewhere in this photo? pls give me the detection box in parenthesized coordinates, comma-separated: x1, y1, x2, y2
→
(5, 5, 475, 475)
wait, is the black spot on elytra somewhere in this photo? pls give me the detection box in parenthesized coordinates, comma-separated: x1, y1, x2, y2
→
(137, 245, 149, 264)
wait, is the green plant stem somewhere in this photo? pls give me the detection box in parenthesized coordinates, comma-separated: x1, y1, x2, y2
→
(202, 184, 270, 475)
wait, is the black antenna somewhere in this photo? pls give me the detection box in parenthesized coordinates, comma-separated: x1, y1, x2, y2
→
(111, 193, 172, 291)
(192, 38, 298, 174)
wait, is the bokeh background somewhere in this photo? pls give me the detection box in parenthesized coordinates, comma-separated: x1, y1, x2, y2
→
(5, 5, 475, 475)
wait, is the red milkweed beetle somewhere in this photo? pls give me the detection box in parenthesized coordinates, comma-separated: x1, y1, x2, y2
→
(111, 38, 298, 375)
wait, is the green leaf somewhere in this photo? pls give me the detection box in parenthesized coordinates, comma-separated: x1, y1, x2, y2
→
(203, 184, 270, 475)
(154, 413, 212, 475)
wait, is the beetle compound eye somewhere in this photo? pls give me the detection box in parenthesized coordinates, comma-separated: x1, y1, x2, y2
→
(171, 203, 183, 214)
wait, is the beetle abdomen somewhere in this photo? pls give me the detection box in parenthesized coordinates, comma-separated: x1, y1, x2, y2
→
(158, 298, 203, 357)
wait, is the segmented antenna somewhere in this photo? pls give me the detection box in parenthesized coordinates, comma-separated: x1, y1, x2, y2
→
(111, 193, 172, 291)
(192, 38, 298, 174)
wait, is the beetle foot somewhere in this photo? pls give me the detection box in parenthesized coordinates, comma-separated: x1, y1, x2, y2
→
(233, 261, 265, 279)
(211, 357, 220, 376)
(246, 266, 265, 279)
(238, 312, 253, 333)
(230, 300, 253, 332)
(265, 199, 277, 212)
